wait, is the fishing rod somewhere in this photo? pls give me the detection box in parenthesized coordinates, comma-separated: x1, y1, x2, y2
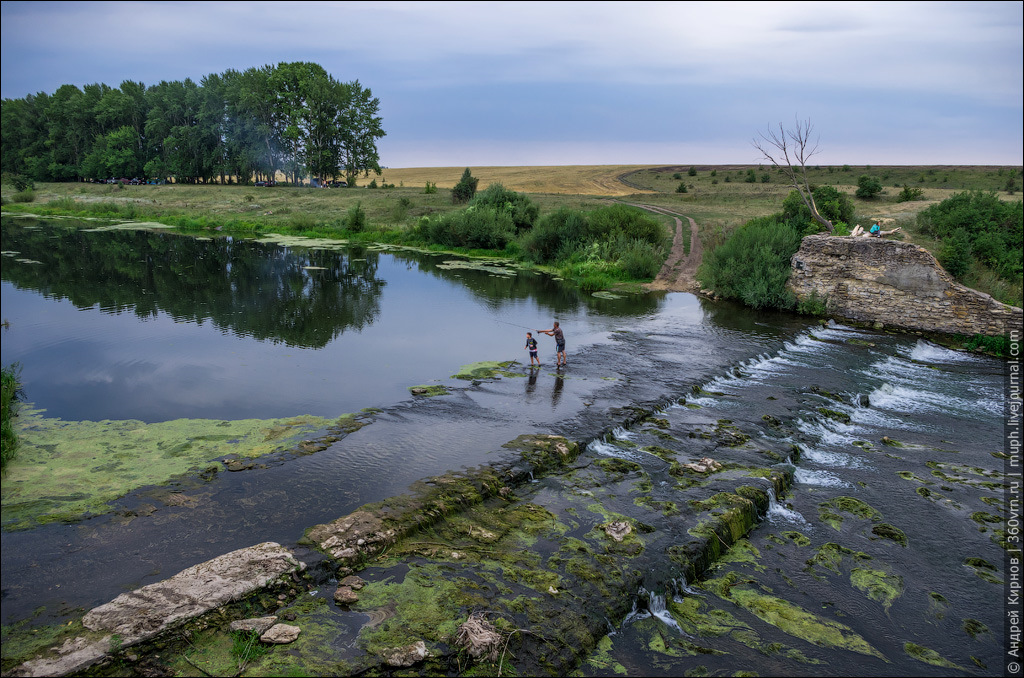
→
(494, 318, 538, 331)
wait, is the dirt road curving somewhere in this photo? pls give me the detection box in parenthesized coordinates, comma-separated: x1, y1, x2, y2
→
(621, 202, 703, 293)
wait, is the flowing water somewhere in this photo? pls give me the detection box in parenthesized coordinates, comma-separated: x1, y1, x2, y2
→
(0, 217, 1011, 675)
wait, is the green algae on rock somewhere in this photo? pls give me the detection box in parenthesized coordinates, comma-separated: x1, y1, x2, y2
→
(703, 577, 887, 660)
(817, 496, 884, 531)
(408, 384, 450, 397)
(1, 407, 339, 529)
(904, 641, 968, 670)
(451, 360, 524, 380)
(870, 523, 909, 547)
(850, 567, 903, 611)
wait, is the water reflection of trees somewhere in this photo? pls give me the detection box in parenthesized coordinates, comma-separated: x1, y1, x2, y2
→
(1, 220, 384, 348)
(393, 252, 661, 317)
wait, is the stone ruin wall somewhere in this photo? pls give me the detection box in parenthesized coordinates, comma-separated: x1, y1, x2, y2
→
(787, 234, 1022, 337)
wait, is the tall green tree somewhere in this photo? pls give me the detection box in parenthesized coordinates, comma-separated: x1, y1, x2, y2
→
(337, 79, 385, 186)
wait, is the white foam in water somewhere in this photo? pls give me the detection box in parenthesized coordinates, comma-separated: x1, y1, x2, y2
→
(762, 482, 809, 525)
(801, 445, 870, 469)
(867, 381, 981, 418)
(672, 576, 702, 599)
(611, 426, 636, 442)
(907, 339, 984, 364)
(623, 587, 688, 635)
(648, 592, 687, 636)
(587, 438, 641, 460)
(794, 467, 850, 488)
(795, 416, 861, 450)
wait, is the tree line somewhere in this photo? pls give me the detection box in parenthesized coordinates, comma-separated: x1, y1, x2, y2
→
(0, 62, 385, 186)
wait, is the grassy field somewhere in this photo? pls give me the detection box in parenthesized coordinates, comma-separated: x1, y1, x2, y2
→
(2, 163, 1020, 302)
(374, 165, 654, 196)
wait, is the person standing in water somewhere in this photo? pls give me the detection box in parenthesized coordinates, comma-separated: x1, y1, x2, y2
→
(525, 332, 540, 366)
(538, 321, 566, 367)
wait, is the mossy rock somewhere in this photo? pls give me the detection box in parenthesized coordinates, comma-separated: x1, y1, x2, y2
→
(502, 434, 580, 474)
(904, 642, 967, 670)
(805, 542, 871, 575)
(704, 581, 885, 659)
(870, 523, 908, 547)
(818, 496, 882, 530)
(963, 557, 1002, 584)
(452, 360, 522, 380)
(408, 385, 450, 397)
(780, 531, 811, 547)
(816, 407, 851, 423)
(962, 618, 989, 639)
(850, 567, 903, 611)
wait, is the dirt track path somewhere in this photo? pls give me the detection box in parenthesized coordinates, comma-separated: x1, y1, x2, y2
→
(620, 202, 702, 292)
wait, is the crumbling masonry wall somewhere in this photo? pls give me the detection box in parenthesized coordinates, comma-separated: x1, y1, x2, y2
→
(787, 235, 1022, 337)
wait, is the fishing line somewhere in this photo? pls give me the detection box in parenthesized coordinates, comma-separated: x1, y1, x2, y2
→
(494, 318, 537, 331)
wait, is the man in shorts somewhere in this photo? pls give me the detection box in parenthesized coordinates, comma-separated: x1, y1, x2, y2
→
(538, 321, 567, 367)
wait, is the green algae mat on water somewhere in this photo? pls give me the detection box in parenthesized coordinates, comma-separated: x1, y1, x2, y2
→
(1, 407, 336, 530)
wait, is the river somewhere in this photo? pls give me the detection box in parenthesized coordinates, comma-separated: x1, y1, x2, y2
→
(0, 216, 1012, 675)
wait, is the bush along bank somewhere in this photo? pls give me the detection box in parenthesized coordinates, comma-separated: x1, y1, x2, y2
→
(1, 179, 670, 294)
(412, 191, 669, 291)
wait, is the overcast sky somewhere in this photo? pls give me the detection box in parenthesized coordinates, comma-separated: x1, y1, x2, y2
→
(2, 1, 1021, 167)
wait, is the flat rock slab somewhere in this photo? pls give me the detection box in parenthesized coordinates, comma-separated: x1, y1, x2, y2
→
(230, 616, 279, 634)
(12, 542, 302, 677)
(261, 623, 302, 644)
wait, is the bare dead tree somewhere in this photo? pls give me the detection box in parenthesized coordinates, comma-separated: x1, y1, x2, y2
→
(753, 118, 833, 233)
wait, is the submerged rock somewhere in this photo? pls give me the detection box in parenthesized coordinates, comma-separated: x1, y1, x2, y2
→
(604, 521, 632, 542)
(334, 585, 359, 605)
(681, 457, 722, 473)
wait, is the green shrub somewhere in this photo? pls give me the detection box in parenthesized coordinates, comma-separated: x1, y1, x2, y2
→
(424, 182, 437, 194)
(451, 168, 479, 204)
(782, 186, 855, 231)
(1, 172, 34, 192)
(896, 185, 924, 202)
(346, 202, 367, 233)
(11, 189, 35, 203)
(615, 238, 664, 280)
(938, 228, 972, 279)
(520, 207, 589, 263)
(696, 216, 803, 310)
(957, 334, 1010, 357)
(688, 166, 697, 177)
(796, 290, 828, 316)
(676, 182, 687, 193)
(470, 183, 539, 232)
(422, 207, 514, 250)
(586, 204, 666, 249)
(855, 175, 883, 199)
(919, 190, 1023, 284)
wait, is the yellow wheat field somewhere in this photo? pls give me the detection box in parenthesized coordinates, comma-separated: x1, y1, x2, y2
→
(374, 165, 657, 196)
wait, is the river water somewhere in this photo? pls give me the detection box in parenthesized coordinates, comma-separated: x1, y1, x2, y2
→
(0, 217, 1012, 675)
